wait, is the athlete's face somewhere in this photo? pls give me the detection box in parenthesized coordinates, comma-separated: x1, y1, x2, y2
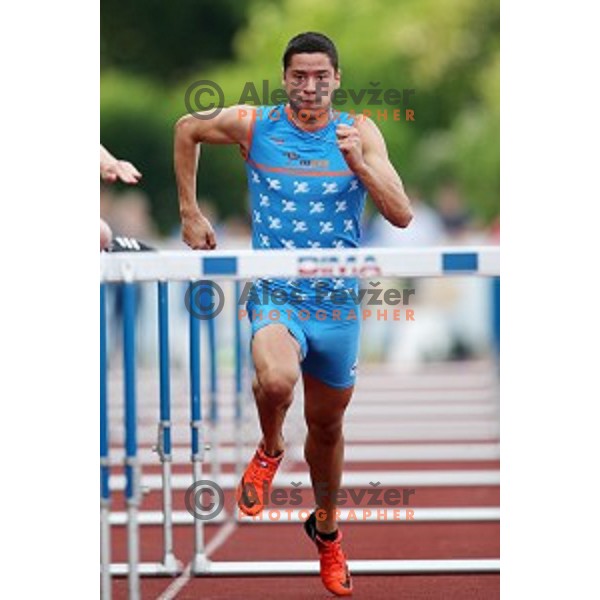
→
(283, 53, 340, 117)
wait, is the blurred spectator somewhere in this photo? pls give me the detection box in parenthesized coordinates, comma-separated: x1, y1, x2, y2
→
(100, 145, 142, 185)
(362, 184, 494, 366)
(100, 144, 142, 249)
(103, 189, 158, 367)
(489, 215, 500, 244)
(109, 189, 158, 242)
(367, 187, 445, 248)
(435, 181, 473, 242)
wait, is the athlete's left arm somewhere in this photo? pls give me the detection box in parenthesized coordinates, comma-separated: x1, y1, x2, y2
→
(337, 119, 412, 228)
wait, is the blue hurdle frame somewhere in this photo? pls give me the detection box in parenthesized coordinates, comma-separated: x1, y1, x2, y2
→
(100, 284, 111, 600)
(122, 282, 141, 599)
(156, 282, 179, 573)
(100, 247, 501, 595)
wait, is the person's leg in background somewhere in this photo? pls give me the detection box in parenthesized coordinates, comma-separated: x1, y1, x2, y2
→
(100, 218, 112, 250)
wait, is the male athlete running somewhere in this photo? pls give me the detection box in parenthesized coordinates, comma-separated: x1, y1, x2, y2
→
(174, 32, 412, 596)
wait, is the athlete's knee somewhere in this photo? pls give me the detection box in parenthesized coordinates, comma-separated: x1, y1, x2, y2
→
(306, 418, 344, 447)
(256, 367, 297, 405)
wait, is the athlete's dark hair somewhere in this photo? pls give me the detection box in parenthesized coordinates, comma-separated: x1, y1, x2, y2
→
(282, 32, 339, 72)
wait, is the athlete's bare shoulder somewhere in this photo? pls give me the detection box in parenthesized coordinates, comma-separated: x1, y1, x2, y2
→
(175, 104, 258, 147)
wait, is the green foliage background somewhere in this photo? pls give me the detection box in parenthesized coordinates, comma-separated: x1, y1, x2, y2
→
(101, 0, 499, 234)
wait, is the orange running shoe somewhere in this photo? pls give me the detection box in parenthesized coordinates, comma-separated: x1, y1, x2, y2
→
(304, 511, 353, 596)
(236, 444, 283, 516)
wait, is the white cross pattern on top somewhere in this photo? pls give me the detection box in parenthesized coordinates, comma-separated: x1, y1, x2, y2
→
(268, 216, 282, 230)
(319, 221, 334, 235)
(293, 181, 310, 194)
(322, 182, 338, 195)
(292, 220, 308, 233)
(309, 201, 325, 214)
(267, 177, 282, 191)
(282, 199, 297, 212)
(335, 200, 348, 213)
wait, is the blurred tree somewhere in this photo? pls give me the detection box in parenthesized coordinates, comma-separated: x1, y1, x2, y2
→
(101, 0, 499, 234)
(227, 0, 500, 221)
(101, 0, 249, 82)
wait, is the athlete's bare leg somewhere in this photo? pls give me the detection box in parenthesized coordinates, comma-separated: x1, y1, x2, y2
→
(251, 324, 302, 456)
(303, 372, 353, 533)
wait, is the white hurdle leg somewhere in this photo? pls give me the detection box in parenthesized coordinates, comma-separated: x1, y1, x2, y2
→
(157, 281, 180, 574)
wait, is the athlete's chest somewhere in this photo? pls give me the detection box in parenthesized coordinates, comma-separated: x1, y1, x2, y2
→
(252, 120, 351, 174)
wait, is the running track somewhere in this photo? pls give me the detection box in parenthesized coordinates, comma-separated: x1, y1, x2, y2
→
(107, 360, 499, 599)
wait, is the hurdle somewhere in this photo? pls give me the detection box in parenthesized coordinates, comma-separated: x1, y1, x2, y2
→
(100, 246, 500, 599)
(100, 284, 111, 600)
(155, 282, 179, 573)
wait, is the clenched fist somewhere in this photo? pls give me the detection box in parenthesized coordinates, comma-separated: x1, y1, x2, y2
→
(182, 210, 217, 250)
(336, 124, 366, 173)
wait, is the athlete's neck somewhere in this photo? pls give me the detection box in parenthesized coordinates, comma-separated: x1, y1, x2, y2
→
(285, 104, 332, 133)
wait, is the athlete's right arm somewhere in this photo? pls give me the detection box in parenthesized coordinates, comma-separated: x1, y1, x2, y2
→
(174, 105, 254, 249)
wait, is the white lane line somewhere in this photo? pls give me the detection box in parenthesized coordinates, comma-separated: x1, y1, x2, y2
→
(108, 389, 499, 408)
(157, 447, 306, 599)
(109, 402, 498, 420)
(109, 470, 500, 491)
(110, 423, 500, 444)
(108, 442, 500, 465)
(157, 519, 238, 600)
(156, 562, 192, 600)
(110, 506, 500, 526)
(109, 371, 495, 391)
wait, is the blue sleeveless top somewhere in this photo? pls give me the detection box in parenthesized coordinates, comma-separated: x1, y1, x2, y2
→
(243, 105, 368, 301)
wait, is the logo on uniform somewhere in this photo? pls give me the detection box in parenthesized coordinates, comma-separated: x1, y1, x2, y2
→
(281, 150, 330, 170)
(297, 255, 382, 278)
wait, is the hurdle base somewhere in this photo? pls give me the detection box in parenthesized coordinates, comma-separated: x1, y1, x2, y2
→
(203, 559, 500, 576)
(110, 561, 183, 577)
(110, 559, 500, 577)
(162, 552, 181, 574)
(192, 553, 211, 575)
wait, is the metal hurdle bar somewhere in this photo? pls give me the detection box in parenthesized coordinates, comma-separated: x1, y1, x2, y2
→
(100, 246, 500, 598)
(206, 304, 220, 485)
(100, 285, 111, 600)
(155, 282, 179, 573)
(233, 280, 245, 481)
(123, 280, 141, 597)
